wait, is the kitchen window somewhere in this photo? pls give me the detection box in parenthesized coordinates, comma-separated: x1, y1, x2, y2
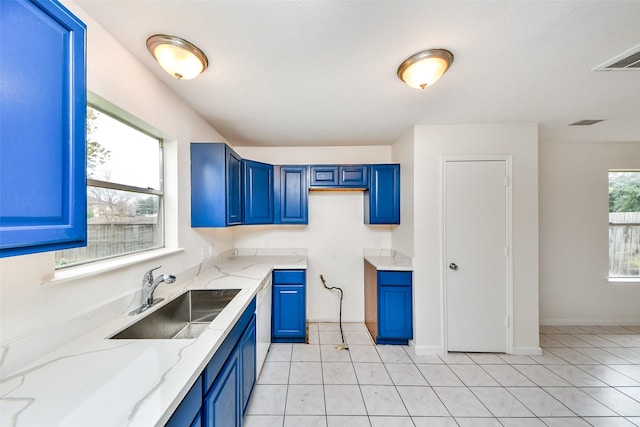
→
(55, 106, 164, 268)
(609, 170, 640, 278)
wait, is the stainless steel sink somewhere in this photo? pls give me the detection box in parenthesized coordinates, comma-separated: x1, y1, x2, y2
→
(111, 289, 241, 339)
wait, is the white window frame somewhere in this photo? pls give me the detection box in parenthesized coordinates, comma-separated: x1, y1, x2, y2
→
(608, 169, 640, 282)
(54, 96, 168, 273)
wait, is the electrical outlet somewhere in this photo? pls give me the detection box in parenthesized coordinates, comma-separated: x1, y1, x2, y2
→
(374, 238, 381, 248)
(264, 239, 270, 248)
(201, 245, 209, 261)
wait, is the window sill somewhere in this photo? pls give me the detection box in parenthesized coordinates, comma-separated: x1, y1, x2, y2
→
(47, 247, 184, 285)
(608, 277, 640, 286)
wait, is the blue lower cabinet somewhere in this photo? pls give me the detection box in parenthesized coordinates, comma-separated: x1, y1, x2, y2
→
(204, 351, 240, 427)
(191, 411, 203, 427)
(167, 299, 256, 427)
(376, 270, 413, 345)
(239, 316, 256, 415)
(272, 270, 306, 343)
(166, 377, 203, 427)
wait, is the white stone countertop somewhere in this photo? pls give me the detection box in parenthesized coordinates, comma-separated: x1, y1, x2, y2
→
(0, 252, 307, 427)
(363, 249, 413, 271)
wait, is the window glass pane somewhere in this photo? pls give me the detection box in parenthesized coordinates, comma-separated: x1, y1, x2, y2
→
(56, 188, 162, 268)
(609, 171, 640, 277)
(55, 105, 164, 269)
(88, 108, 160, 189)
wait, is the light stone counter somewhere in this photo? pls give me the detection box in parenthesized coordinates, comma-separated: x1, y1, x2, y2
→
(0, 250, 307, 427)
(363, 248, 413, 271)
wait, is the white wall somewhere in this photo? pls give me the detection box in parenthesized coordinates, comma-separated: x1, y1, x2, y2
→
(539, 139, 640, 325)
(391, 128, 416, 258)
(0, 0, 233, 365)
(233, 146, 393, 322)
(393, 124, 540, 354)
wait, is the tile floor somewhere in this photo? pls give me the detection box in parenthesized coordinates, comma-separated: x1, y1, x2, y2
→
(245, 323, 640, 427)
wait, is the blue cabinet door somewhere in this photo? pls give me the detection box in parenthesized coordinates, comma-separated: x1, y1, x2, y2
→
(309, 165, 339, 187)
(272, 270, 306, 343)
(226, 147, 243, 225)
(239, 316, 256, 415)
(203, 351, 240, 427)
(242, 160, 273, 225)
(274, 166, 308, 224)
(0, 0, 87, 258)
(339, 165, 368, 187)
(191, 143, 243, 227)
(365, 164, 400, 225)
(377, 270, 412, 344)
(272, 285, 306, 342)
(166, 377, 203, 427)
(167, 298, 256, 427)
(378, 285, 412, 341)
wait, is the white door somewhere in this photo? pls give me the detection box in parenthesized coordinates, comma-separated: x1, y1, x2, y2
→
(444, 159, 510, 353)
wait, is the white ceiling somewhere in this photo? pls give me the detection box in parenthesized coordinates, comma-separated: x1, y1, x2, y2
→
(75, 0, 640, 147)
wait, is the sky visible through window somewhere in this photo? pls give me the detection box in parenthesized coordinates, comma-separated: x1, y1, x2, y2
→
(89, 108, 160, 189)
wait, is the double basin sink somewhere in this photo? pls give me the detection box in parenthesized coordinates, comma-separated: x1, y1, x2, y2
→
(111, 289, 241, 340)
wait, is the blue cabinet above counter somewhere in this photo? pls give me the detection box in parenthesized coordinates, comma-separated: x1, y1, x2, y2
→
(365, 164, 400, 225)
(0, 0, 87, 258)
(243, 159, 274, 225)
(191, 143, 243, 227)
(274, 165, 309, 224)
(190, 143, 400, 227)
(309, 164, 368, 188)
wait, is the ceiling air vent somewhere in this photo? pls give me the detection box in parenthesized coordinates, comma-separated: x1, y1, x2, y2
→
(569, 119, 604, 126)
(594, 44, 640, 71)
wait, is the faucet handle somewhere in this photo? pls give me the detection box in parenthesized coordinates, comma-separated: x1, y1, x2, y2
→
(144, 265, 162, 281)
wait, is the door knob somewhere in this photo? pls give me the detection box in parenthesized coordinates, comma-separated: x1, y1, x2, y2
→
(449, 263, 458, 271)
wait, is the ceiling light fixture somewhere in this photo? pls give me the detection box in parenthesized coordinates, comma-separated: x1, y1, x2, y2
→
(146, 34, 208, 80)
(397, 49, 454, 89)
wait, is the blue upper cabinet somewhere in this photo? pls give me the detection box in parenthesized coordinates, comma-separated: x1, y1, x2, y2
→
(191, 143, 243, 227)
(226, 148, 243, 225)
(274, 166, 308, 224)
(339, 165, 368, 187)
(309, 165, 368, 188)
(0, 0, 87, 258)
(309, 165, 338, 186)
(365, 164, 400, 225)
(242, 160, 274, 225)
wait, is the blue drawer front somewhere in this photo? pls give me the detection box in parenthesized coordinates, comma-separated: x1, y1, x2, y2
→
(273, 270, 305, 284)
(378, 270, 412, 286)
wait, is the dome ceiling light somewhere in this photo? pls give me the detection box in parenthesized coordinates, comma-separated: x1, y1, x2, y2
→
(146, 34, 208, 80)
(397, 49, 454, 89)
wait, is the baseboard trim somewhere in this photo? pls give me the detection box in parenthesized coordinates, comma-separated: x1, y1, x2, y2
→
(411, 342, 445, 355)
(410, 342, 542, 356)
(512, 346, 542, 356)
(540, 319, 640, 326)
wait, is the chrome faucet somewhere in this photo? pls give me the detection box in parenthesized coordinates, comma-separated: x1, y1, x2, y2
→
(130, 266, 176, 315)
